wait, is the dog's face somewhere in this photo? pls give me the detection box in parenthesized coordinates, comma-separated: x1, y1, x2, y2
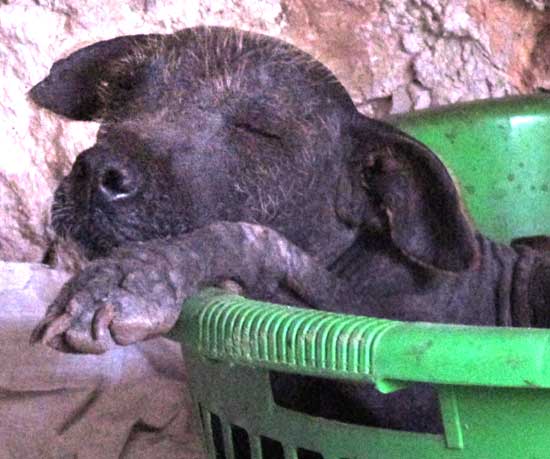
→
(31, 26, 479, 272)
(34, 28, 357, 260)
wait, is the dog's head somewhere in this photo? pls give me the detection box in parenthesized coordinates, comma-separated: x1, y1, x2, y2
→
(31, 26, 478, 272)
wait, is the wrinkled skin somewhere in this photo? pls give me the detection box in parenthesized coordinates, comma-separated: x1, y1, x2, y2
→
(29, 27, 550, 433)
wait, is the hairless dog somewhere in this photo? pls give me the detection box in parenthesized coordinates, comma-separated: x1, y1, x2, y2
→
(29, 26, 550, 433)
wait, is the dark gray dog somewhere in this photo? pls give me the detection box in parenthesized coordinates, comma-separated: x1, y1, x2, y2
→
(29, 26, 550, 433)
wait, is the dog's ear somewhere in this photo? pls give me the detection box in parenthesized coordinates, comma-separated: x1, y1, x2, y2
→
(338, 115, 479, 272)
(29, 34, 159, 120)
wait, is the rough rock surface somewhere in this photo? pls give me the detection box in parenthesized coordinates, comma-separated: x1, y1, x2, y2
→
(0, 261, 203, 458)
(0, 0, 549, 267)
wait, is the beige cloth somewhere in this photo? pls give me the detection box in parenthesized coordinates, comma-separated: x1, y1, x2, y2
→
(0, 262, 204, 459)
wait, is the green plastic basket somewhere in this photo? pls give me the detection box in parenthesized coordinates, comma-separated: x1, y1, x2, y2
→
(169, 94, 550, 459)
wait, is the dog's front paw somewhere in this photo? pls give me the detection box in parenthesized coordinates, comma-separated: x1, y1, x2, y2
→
(30, 256, 181, 354)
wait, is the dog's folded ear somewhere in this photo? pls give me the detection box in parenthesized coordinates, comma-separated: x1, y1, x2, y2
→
(341, 115, 479, 273)
(29, 34, 160, 120)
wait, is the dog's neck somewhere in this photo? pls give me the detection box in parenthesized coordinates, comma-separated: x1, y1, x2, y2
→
(328, 232, 533, 328)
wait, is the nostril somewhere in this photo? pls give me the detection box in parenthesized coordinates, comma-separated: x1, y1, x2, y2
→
(99, 168, 136, 200)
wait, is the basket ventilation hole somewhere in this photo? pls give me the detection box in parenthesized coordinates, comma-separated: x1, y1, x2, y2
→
(211, 413, 226, 459)
(297, 448, 324, 459)
(261, 436, 285, 459)
(232, 425, 252, 459)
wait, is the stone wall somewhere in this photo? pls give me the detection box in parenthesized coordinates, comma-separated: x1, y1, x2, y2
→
(1, 0, 549, 266)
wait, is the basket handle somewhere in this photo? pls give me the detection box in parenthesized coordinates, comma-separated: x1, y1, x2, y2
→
(168, 288, 550, 392)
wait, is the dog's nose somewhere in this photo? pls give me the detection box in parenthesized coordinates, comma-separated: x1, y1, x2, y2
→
(98, 166, 136, 201)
